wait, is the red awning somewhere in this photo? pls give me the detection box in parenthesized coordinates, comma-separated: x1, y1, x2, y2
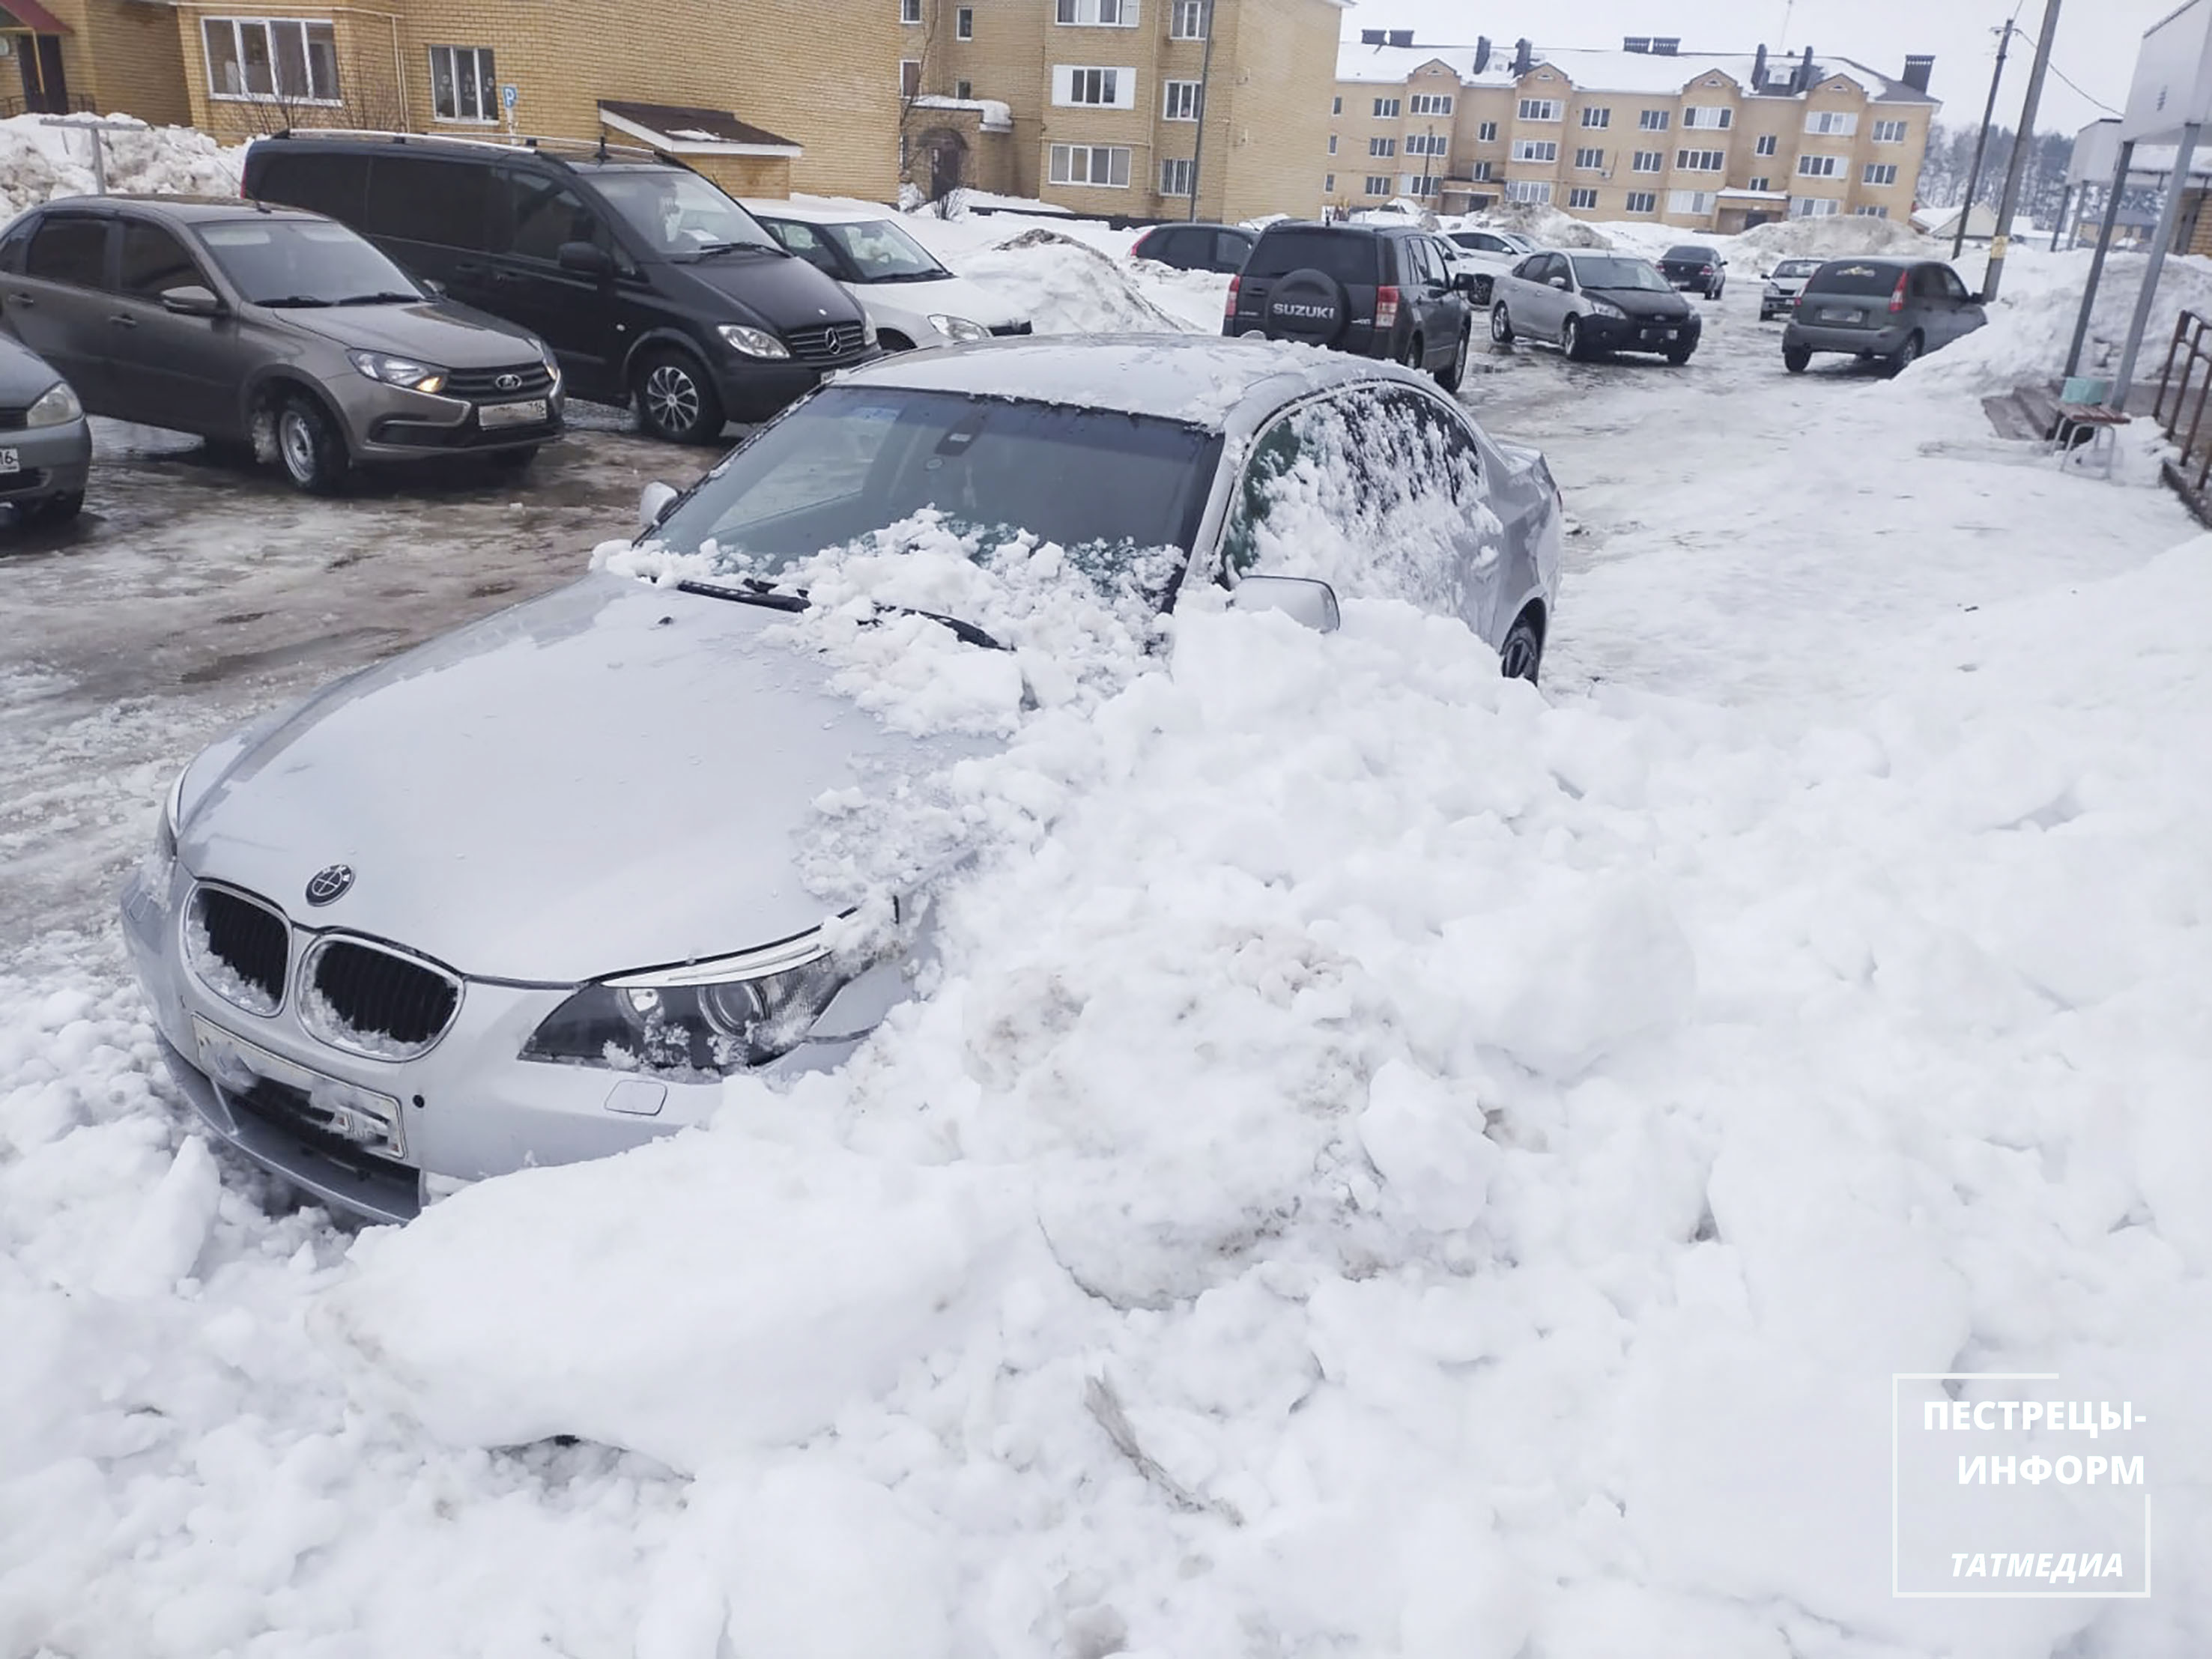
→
(0, 0, 73, 34)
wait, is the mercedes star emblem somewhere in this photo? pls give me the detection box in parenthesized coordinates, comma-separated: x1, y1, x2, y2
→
(306, 864, 354, 906)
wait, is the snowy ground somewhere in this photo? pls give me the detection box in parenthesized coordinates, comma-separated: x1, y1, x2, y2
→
(5, 202, 2212, 1659)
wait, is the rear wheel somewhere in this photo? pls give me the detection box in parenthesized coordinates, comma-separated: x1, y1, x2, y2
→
(634, 348, 724, 444)
(1402, 333, 1425, 370)
(1783, 344, 1811, 374)
(275, 395, 348, 495)
(1490, 303, 1514, 344)
(1666, 344, 1695, 366)
(1436, 325, 1470, 392)
(1886, 333, 1923, 377)
(1560, 316, 1584, 362)
(1498, 610, 1544, 685)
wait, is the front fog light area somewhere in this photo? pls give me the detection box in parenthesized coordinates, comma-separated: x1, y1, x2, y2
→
(522, 954, 852, 1077)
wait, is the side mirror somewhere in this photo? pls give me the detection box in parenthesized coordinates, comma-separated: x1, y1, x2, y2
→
(638, 480, 679, 533)
(1548, 276, 1569, 290)
(1452, 271, 1480, 294)
(419, 277, 446, 297)
(1228, 573, 1340, 633)
(559, 241, 615, 278)
(160, 285, 223, 318)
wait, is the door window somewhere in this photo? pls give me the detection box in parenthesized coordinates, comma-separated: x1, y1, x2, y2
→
(252, 152, 370, 223)
(1213, 231, 1249, 270)
(25, 216, 109, 288)
(118, 220, 204, 300)
(1940, 267, 1974, 303)
(363, 156, 494, 251)
(506, 173, 612, 264)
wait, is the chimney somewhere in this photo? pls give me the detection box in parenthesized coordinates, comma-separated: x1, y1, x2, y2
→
(1901, 54, 1936, 94)
(1360, 27, 1384, 44)
(1752, 43, 1768, 87)
(1652, 36, 1680, 56)
(1622, 35, 1651, 53)
(1387, 28, 1413, 48)
(1796, 44, 1815, 91)
(1473, 34, 1491, 74)
(1512, 37, 1533, 76)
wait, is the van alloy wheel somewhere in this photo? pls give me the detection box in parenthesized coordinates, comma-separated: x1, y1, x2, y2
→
(635, 350, 724, 444)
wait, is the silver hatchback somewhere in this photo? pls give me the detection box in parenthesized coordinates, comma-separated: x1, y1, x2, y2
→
(0, 195, 563, 492)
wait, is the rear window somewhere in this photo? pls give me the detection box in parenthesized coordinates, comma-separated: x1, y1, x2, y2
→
(1248, 229, 1382, 285)
(1806, 261, 1904, 296)
(1664, 246, 1714, 261)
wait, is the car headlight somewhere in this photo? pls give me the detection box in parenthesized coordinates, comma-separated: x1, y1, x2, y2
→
(718, 324, 791, 360)
(348, 351, 447, 394)
(521, 931, 853, 1076)
(927, 314, 991, 344)
(860, 315, 879, 346)
(1586, 300, 1627, 321)
(25, 380, 83, 428)
(156, 769, 185, 861)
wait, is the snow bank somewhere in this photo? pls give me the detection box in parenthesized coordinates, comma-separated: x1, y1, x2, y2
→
(1913, 248, 2212, 393)
(0, 114, 243, 219)
(955, 227, 1207, 334)
(1733, 213, 1934, 261)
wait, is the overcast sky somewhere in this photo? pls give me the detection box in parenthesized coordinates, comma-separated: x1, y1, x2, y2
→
(1342, 0, 2173, 136)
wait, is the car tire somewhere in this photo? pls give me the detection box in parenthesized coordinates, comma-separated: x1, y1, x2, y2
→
(1783, 344, 1811, 374)
(634, 348, 724, 445)
(275, 395, 348, 496)
(1560, 316, 1584, 362)
(1403, 333, 1425, 371)
(14, 488, 84, 527)
(1436, 325, 1470, 392)
(1491, 302, 1514, 344)
(1498, 610, 1543, 684)
(1666, 345, 1696, 366)
(1886, 333, 1924, 377)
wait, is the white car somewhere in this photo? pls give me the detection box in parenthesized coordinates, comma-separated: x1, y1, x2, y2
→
(1759, 256, 1824, 321)
(743, 199, 1031, 351)
(1442, 228, 1542, 300)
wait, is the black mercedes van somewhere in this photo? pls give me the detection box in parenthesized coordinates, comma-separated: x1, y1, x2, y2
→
(242, 132, 878, 441)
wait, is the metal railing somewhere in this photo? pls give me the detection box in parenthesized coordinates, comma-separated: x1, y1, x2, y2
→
(0, 94, 97, 118)
(2151, 309, 2212, 506)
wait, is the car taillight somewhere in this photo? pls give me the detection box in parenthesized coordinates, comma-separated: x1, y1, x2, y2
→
(1702, 264, 1715, 275)
(1375, 284, 1400, 331)
(1888, 272, 1908, 314)
(1225, 274, 1239, 319)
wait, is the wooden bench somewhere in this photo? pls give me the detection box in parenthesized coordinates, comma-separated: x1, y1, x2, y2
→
(2051, 402, 2130, 479)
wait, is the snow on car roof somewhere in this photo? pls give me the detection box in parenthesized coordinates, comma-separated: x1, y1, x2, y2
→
(835, 334, 1435, 430)
(739, 195, 897, 225)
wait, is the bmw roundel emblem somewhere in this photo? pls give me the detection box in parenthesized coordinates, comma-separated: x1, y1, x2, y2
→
(306, 864, 354, 906)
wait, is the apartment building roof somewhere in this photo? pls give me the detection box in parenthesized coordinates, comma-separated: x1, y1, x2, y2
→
(1335, 41, 1936, 103)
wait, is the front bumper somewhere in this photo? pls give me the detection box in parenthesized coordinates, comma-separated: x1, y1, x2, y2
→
(712, 348, 882, 423)
(338, 378, 566, 461)
(1784, 320, 1909, 357)
(121, 857, 900, 1224)
(0, 415, 92, 502)
(1581, 314, 1700, 354)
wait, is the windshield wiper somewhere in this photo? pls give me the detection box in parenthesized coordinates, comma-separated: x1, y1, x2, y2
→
(693, 240, 775, 257)
(676, 577, 809, 612)
(867, 269, 954, 284)
(336, 291, 422, 306)
(256, 295, 333, 308)
(875, 603, 1006, 651)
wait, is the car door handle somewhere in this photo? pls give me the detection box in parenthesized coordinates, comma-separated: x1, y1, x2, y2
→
(109, 314, 138, 328)
(7, 292, 32, 307)
(453, 262, 490, 278)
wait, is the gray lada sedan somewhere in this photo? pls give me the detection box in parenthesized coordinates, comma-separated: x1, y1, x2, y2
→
(0, 331, 90, 526)
(0, 196, 561, 492)
(121, 335, 1563, 1222)
(1782, 256, 1987, 377)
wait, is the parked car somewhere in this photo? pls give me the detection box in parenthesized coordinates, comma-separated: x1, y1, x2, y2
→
(743, 198, 1029, 351)
(121, 335, 1562, 1222)
(1489, 251, 1703, 364)
(1131, 222, 1255, 274)
(1223, 221, 1480, 390)
(241, 133, 876, 442)
(1658, 243, 1728, 300)
(1446, 228, 1540, 268)
(0, 331, 91, 527)
(1759, 256, 1823, 321)
(1781, 257, 1987, 376)
(0, 196, 561, 494)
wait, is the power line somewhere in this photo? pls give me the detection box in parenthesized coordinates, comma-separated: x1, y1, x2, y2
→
(2044, 58, 2119, 116)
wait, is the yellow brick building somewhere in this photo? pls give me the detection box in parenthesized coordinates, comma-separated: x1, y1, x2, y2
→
(1333, 34, 1940, 233)
(4, 0, 188, 124)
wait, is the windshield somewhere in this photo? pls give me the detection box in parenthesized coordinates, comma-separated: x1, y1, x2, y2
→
(1806, 261, 1904, 296)
(1571, 256, 1670, 292)
(196, 218, 421, 305)
(1772, 258, 1821, 279)
(819, 218, 947, 280)
(650, 386, 1216, 593)
(593, 169, 780, 256)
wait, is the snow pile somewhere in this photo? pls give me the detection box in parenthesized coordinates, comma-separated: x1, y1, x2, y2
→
(1734, 213, 1933, 261)
(1912, 248, 2212, 392)
(957, 227, 1205, 334)
(0, 114, 243, 219)
(1460, 203, 1614, 249)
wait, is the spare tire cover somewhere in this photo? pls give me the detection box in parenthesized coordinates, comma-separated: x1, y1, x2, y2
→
(1264, 267, 1351, 346)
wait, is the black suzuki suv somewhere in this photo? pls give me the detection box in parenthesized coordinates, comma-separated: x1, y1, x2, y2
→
(241, 132, 876, 441)
(1222, 222, 1479, 392)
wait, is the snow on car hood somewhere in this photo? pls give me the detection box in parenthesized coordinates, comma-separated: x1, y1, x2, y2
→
(174, 571, 967, 983)
(274, 300, 548, 366)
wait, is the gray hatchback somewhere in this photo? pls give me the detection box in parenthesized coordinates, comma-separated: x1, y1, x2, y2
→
(0, 196, 563, 493)
(1782, 256, 1987, 377)
(0, 330, 91, 527)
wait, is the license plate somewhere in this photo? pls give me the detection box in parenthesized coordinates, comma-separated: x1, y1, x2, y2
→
(1819, 308, 1859, 324)
(478, 398, 547, 428)
(193, 1015, 407, 1158)
(0, 448, 17, 473)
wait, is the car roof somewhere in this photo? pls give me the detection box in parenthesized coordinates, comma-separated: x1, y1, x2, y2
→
(1816, 255, 1921, 268)
(43, 194, 327, 224)
(740, 198, 894, 225)
(831, 333, 1448, 434)
(1257, 220, 1413, 240)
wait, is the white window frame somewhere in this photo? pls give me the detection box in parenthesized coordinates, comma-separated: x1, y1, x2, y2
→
(1637, 108, 1670, 130)
(1470, 160, 1493, 181)
(201, 16, 342, 104)
(1162, 79, 1200, 121)
(900, 0, 921, 21)
(1505, 178, 1553, 204)
(1476, 120, 1497, 142)
(1667, 189, 1716, 216)
(1324, 172, 1336, 192)
(1327, 133, 1337, 154)
(1631, 149, 1662, 173)
(1792, 195, 1840, 217)
(1566, 186, 1599, 209)
(1510, 139, 1557, 163)
(1796, 153, 1840, 178)
(1873, 118, 1908, 144)
(427, 43, 494, 123)
(1404, 132, 1446, 157)
(1748, 175, 1770, 192)
(1518, 97, 1560, 121)
(1363, 175, 1392, 196)
(1754, 133, 1777, 157)
(1402, 173, 1441, 195)
(1580, 106, 1610, 128)
(1053, 64, 1136, 107)
(1169, 0, 1205, 38)
(1048, 142, 1132, 186)
(1160, 156, 1194, 195)
(1683, 105, 1732, 130)
(1624, 189, 1656, 213)
(1410, 92, 1453, 116)
(1863, 162, 1898, 186)
(1805, 109, 1858, 136)
(1369, 136, 1396, 157)
(1372, 96, 1401, 118)
(956, 5, 974, 37)
(1573, 145, 1604, 170)
(1675, 149, 1724, 172)
(1855, 204, 1890, 217)
(1055, 0, 1137, 25)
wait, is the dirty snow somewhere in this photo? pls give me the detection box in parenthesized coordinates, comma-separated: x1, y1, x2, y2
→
(4, 124, 2212, 1659)
(0, 114, 243, 219)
